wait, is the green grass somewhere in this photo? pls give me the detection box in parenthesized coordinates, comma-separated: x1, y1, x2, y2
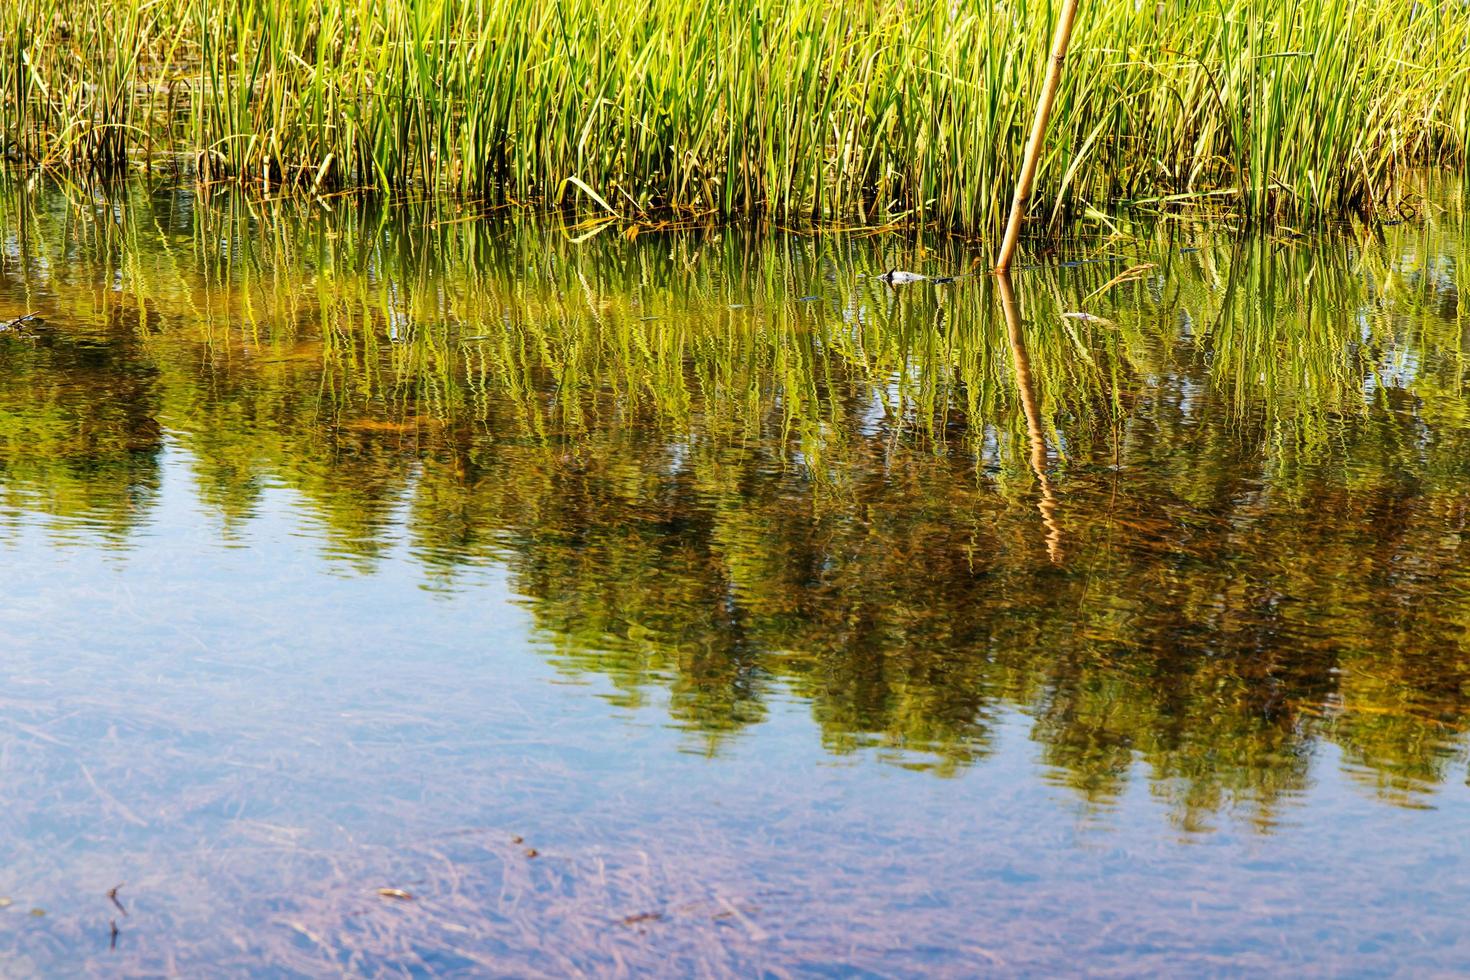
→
(3, 0, 1469, 231)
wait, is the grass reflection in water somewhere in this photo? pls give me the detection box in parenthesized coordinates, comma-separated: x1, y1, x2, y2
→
(0, 181, 1468, 833)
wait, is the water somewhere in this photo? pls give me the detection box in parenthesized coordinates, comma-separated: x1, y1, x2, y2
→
(0, 182, 1468, 974)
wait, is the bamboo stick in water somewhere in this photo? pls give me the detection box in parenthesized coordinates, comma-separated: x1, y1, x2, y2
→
(994, 0, 1081, 274)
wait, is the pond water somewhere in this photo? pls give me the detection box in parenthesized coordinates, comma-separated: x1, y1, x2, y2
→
(0, 183, 1468, 975)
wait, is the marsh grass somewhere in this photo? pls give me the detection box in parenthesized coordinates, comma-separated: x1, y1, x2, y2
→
(1, 0, 1468, 231)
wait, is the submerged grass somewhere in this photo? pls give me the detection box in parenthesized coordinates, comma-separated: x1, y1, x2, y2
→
(1, 0, 1468, 231)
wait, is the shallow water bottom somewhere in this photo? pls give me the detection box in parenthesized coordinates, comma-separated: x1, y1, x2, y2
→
(0, 448, 1465, 976)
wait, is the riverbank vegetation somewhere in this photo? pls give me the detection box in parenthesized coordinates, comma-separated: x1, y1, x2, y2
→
(2, 0, 1468, 231)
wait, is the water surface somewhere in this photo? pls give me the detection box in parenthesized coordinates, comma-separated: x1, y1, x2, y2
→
(0, 184, 1468, 974)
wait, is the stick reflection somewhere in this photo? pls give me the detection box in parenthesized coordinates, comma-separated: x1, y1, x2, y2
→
(997, 272, 1063, 564)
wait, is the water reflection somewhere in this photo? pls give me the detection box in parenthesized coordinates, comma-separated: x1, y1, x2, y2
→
(997, 271, 1062, 564)
(1, 181, 1469, 829)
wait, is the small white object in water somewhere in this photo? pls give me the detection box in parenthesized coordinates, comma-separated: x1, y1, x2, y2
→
(1062, 311, 1113, 325)
(879, 269, 927, 285)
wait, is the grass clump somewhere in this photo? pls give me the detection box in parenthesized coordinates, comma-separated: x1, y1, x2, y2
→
(1, 0, 1468, 231)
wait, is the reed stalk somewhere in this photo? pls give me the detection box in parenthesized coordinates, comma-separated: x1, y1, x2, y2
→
(995, 0, 1080, 271)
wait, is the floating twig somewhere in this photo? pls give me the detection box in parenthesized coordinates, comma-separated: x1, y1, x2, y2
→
(1, 311, 39, 331)
(1062, 311, 1116, 326)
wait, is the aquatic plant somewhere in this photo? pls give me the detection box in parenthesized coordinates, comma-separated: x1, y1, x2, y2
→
(1, 0, 1468, 230)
